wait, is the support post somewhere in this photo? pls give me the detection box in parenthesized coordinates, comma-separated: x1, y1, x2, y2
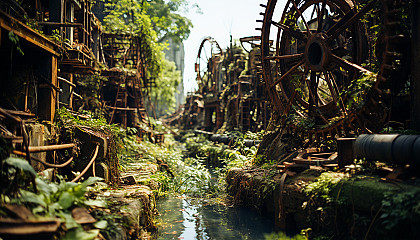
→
(50, 56, 58, 121)
(411, 0, 420, 131)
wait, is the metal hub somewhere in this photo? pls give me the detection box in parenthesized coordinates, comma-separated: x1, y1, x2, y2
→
(305, 34, 329, 71)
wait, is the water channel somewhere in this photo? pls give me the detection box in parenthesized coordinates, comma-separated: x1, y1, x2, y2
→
(156, 195, 275, 240)
(153, 142, 283, 240)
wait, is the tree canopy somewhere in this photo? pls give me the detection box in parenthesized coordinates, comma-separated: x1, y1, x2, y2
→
(97, 0, 196, 117)
(149, 59, 182, 117)
(144, 0, 195, 43)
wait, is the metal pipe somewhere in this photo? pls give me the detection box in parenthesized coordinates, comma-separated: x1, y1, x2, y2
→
(28, 143, 75, 153)
(353, 134, 420, 165)
(13, 150, 74, 168)
(58, 76, 76, 87)
(71, 144, 99, 182)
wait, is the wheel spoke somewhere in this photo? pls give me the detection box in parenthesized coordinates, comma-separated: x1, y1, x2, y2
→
(264, 53, 304, 61)
(331, 46, 349, 57)
(271, 21, 305, 41)
(282, 67, 308, 116)
(326, 0, 376, 40)
(290, 0, 311, 36)
(331, 54, 373, 74)
(305, 71, 316, 114)
(310, 70, 319, 108)
(328, 71, 348, 116)
(317, 0, 326, 32)
(271, 59, 305, 88)
(322, 70, 338, 104)
(203, 48, 209, 61)
(305, 71, 329, 124)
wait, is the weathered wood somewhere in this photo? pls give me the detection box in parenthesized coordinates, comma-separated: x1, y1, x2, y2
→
(0, 10, 58, 56)
(37, 22, 83, 28)
(58, 76, 76, 87)
(3, 109, 35, 118)
(50, 56, 58, 122)
(72, 207, 96, 224)
(105, 106, 143, 111)
(0, 218, 61, 235)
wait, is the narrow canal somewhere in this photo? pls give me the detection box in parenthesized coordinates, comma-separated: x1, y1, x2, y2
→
(153, 138, 279, 240)
(156, 195, 275, 239)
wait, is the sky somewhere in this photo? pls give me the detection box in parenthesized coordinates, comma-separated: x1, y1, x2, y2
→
(182, 0, 287, 94)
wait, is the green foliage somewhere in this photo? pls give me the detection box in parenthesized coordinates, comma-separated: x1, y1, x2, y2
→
(150, 59, 182, 117)
(15, 176, 104, 215)
(4, 157, 36, 176)
(62, 228, 100, 240)
(381, 126, 420, 135)
(91, 209, 124, 239)
(304, 172, 347, 203)
(0, 140, 35, 198)
(49, 29, 62, 42)
(0, 162, 106, 240)
(380, 189, 420, 232)
(264, 231, 307, 240)
(101, 0, 166, 81)
(8, 31, 24, 55)
(56, 107, 122, 139)
(55, 107, 123, 184)
(123, 135, 214, 197)
(75, 74, 108, 115)
(145, 0, 195, 43)
(342, 72, 376, 110)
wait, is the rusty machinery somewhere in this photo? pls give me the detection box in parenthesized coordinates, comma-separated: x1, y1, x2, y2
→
(258, 0, 410, 142)
(195, 37, 225, 130)
(191, 36, 272, 132)
(195, 37, 225, 95)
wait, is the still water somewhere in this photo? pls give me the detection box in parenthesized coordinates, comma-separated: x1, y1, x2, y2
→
(156, 195, 275, 240)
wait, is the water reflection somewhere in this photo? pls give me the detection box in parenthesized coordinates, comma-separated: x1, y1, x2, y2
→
(156, 195, 275, 240)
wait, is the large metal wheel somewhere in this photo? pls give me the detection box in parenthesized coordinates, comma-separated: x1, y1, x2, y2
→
(260, 0, 409, 140)
(195, 37, 223, 95)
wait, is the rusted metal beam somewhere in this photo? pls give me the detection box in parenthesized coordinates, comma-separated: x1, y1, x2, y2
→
(105, 106, 144, 111)
(37, 22, 83, 28)
(28, 143, 75, 153)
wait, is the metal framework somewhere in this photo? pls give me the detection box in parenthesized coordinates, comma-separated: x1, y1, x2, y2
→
(259, 0, 409, 141)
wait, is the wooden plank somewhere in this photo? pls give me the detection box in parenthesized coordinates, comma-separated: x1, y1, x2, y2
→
(3, 109, 35, 117)
(58, 76, 76, 87)
(69, 74, 74, 109)
(37, 22, 83, 28)
(0, 10, 58, 56)
(105, 106, 143, 111)
(50, 56, 58, 122)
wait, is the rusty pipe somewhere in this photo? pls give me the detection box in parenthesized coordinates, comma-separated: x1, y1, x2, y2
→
(353, 134, 420, 165)
(71, 144, 99, 182)
(12, 150, 74, 168)
(28, 143, 75, 153)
